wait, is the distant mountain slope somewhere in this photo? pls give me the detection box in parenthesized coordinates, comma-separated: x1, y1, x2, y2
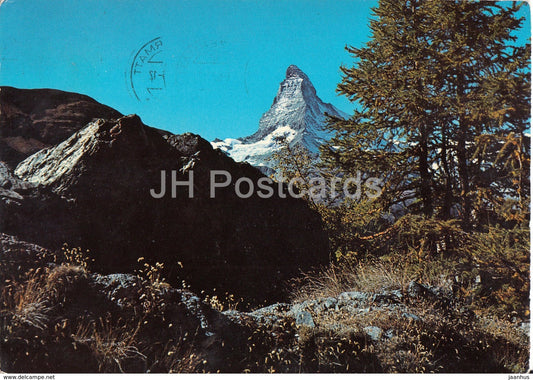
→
(0, 86, 123, 167)
(212, 65, 348, 171)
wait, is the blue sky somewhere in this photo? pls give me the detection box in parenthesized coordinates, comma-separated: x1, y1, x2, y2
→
(0, 0, 530, 141)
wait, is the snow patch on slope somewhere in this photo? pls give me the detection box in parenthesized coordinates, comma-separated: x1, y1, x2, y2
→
(212, 125, 298, 167)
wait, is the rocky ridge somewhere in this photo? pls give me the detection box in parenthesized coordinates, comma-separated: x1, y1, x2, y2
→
(0, 88, 329, 305)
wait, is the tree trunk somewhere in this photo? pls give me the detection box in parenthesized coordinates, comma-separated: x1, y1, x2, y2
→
(457, 122, 472, 231)
(440, 128, 453, 220)
(419, 127, 433, 218)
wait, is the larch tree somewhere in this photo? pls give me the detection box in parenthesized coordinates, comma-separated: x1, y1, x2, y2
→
(322, 0, 530, 230)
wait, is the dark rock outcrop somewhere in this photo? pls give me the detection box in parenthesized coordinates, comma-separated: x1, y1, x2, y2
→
(0, 92, 328, 304)
(0, 232, 54, 279)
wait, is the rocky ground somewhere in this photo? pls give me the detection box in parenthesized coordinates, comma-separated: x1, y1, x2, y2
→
(0, 233, 528, 373)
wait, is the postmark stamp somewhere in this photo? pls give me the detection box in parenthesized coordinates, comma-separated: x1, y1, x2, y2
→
(129, 37, 166, 101)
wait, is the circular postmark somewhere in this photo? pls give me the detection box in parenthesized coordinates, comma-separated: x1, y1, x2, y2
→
(129, 37, 166, 101)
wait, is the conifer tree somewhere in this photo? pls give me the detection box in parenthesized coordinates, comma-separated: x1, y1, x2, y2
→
(323, 0, 530, 229)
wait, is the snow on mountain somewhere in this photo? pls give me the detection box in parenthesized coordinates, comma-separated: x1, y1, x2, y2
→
(212, 65, 348, 171)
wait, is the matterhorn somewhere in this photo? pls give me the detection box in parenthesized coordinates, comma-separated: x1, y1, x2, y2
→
(212, 65, 348, 172)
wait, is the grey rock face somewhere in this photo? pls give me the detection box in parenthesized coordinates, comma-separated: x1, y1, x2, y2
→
(0, 162, 34, 207)
(372, 290, 403, 304)
(92, 273, 142, 308)
(519, 321, 530, 337)
(294, 310, 315, 328)
(407, 280, 439, 299)
(401, 312, 421, 321)
(0, 232, 52, 275)
(338, 291, 370, 302)
(364, 326, 383, 341)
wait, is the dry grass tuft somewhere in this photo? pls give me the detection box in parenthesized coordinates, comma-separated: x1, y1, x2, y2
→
(287, 253, 529, 373)
(8, 273, 51, 330)
(72, 317, 146, 373)
(291, 257, 454, 303)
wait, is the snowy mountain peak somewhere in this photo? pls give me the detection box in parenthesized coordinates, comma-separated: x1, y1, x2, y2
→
(268, 64, 317, 112)
(286, 64, 309, 80)
(212, 65, 348, 172)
